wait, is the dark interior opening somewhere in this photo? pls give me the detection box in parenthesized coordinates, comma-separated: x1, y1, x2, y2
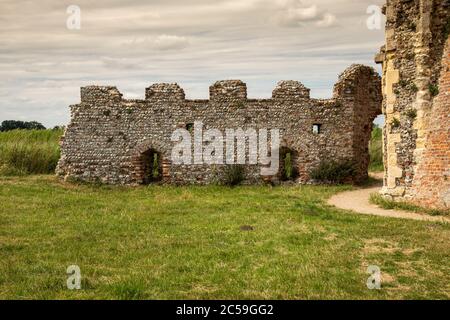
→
(279, 147, 298, 181)
(186, 123, 194, 134)
(141, 149, 162, 184)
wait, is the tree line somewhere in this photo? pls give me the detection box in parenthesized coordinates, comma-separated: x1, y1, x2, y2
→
(0, 120, 64, 132)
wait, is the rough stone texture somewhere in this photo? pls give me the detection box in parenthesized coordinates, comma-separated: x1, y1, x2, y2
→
(377, 0, 449, 209)
(56, 65, 381, 186)
(411, 38, 450, 208)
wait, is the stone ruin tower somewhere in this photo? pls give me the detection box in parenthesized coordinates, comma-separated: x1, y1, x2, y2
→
(56, 65, 382, 186)
(375, 0, 449, 209)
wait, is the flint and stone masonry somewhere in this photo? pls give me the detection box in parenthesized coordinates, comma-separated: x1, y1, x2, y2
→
(376, 0, 449, 209)
(56, 65, 382, 185)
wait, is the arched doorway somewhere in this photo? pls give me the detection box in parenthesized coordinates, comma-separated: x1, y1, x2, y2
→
(128, 139, 169, 185)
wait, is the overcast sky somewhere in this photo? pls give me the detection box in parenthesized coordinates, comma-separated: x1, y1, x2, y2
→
(0, 0, 386, 127)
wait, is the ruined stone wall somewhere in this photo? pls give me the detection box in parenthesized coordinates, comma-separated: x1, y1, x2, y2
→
(411, 38, 450, 208)
(377, 0, 449, 209)
(56, 65, 381, 185)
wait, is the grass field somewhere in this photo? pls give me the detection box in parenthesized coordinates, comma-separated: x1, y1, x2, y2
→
(0, 175, 449, 300)
(2, 127, 447, 300)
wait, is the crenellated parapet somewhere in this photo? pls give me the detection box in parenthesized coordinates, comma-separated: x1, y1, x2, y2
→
(78, 67, 381, 108)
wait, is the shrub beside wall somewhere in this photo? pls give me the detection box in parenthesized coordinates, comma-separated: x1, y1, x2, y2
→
(222, 165, 245, 186)
(310, 160, 357, 184)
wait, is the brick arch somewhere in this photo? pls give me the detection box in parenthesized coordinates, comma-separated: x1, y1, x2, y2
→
(130, 139, 168, 158)
(129, 139, 171, 184)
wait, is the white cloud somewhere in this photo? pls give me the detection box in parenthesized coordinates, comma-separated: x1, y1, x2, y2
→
(123, 35, 190, 51)
(0, 0, 385, 127)
(316, 13, 337, 27)
(271, 0, 336, 27)
(151, 35, 190, 51)
(101, 57, 139, 69)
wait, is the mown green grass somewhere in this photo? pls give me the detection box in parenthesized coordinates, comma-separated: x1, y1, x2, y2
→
(369, 127, 383, 172)
(0, 129, 63, 176)
(0, 176, 449, 300)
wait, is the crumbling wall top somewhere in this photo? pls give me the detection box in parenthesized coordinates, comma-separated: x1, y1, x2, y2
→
(78, 65, 381, 107)
(81, 86, 122, 103)
(333, 64, 381, 98)
(145, 83, 185, 100)
(272, 80, 310, 99)
(209, 80, 247, 101)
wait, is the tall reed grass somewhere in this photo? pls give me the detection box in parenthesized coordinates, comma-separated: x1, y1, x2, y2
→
(0, 129, 63, 175)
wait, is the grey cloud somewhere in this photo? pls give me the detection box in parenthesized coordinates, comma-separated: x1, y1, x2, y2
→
(124, 35, 190, 51)
(270, 0, 337, 28)
(0, 0, 385, 127)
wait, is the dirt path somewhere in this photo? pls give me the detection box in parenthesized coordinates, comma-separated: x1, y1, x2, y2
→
(328, 173, 449, 223)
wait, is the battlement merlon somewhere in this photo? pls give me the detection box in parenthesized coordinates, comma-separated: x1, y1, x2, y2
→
(80, 86, 123, 103)
(209, 80, 247, 101)
(145, 83, 185, 100)
(272, 81, 310, 99)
